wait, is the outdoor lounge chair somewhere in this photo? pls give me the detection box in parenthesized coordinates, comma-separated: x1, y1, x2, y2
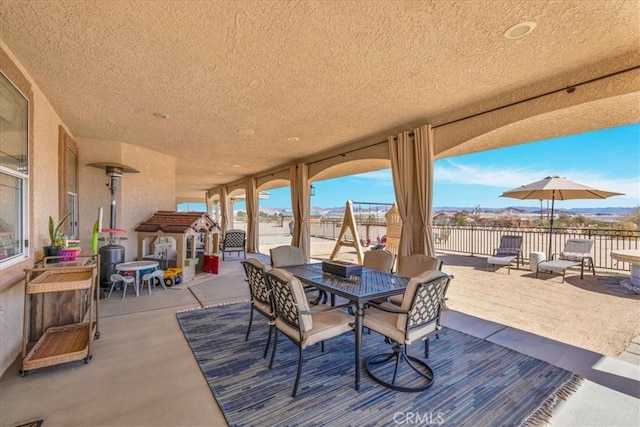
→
(486, 235, 523, 274)
(220, 229, 246, 261)
(363, 270, 453, 392)
(242, 258, 275, 359)
(265, 268, 354, 397)
(536, 239, 595, 282)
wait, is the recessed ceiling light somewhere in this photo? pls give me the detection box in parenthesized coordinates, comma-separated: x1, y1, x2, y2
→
(237, 128, 255, 136)
(152, 112, 169, 119)
(287, 136, 299, 142)
(503, 21, 537, 39)
(232, 164, 240, 168)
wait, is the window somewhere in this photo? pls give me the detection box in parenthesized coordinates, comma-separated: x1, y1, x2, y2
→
(0, 71, 29, 264)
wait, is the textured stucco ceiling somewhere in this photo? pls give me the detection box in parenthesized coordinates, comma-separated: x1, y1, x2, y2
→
(0, 1, 638, 200)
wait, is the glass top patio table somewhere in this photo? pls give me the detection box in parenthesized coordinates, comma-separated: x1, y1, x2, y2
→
(282, 263, 410, 391)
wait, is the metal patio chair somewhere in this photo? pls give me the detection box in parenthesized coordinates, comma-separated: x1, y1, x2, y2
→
(363, 270, 453, 392)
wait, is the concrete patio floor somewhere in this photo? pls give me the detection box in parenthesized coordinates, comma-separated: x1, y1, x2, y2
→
(1, 248, 638, 426)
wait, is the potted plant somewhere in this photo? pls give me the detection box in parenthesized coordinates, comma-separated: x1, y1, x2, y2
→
(43, 212, 72, 261)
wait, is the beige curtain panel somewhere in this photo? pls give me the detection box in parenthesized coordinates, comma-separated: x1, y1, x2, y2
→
(389, 130, 416, 259)
(245, 177, 259, 253)
(414, 124, 436, 257)
(389, 124, 436, 259)
(290, 163, 311, 262)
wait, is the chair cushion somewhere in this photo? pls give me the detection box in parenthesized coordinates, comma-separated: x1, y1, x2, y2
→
(363, 303, 438, 345)
(302, 307, 353, 348)
(363, 304, 405, 343)
(487, 255, 517, 266)
(559, 251, 589, 262)
(496, 247, 520, 256)
(537, 259, 581, 274)
(253, 299, 273, 317)
(275, 304, 352, 348)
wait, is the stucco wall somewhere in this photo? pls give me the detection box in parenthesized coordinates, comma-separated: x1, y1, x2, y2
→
(0, 39, 177, 377)
(77, 138, 176, 261)
(0, 41, 68, 375)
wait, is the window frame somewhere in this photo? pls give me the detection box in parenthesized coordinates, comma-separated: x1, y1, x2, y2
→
(58, 126, 79, 239)
(0, 70, 30, 269)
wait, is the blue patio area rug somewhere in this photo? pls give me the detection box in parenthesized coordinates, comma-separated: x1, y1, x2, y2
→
(177, 303, 582, 427)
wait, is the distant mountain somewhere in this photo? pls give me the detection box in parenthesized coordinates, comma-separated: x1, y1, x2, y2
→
(565, 207, 635, 215)
(436, 206, 635, 216)
(256, 205, 635, 216)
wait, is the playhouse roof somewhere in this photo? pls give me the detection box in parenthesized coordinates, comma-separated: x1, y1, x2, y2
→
(135, 211, 219, 234)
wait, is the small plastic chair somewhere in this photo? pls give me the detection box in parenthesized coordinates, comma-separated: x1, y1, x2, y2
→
(109, 273, 137, 299)
(140, 269, 167, 295)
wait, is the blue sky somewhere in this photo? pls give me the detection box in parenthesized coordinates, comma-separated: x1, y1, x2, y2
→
(182, 123, 639, 211)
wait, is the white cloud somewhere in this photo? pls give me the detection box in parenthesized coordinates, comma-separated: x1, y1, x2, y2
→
(435, 161, 542, 188)
(435, 160, 639, 204)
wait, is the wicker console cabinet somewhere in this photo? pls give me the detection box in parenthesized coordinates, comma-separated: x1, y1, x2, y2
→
(20, 259, 99, 376)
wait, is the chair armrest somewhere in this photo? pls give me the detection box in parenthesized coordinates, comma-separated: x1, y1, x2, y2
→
(365, 300, 409, 314)
(303, 286, 320, 294)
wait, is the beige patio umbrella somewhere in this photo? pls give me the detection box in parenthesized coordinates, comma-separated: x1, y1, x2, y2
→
(501, 175, 624, 258)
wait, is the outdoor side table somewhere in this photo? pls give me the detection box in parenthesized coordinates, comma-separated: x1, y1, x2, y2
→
(529, 252, 546, 272)
(610, 250, 640, 288)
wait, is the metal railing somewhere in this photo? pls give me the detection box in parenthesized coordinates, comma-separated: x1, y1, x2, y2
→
(429, 225, 638, 271)
(236, 220, 638, 271)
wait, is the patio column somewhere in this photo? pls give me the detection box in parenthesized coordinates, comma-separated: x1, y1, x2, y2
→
(205, 192, 212, 218)
(290, 163, 311, 262)
(389, 124, 436, 258)
(220, 186, 230, 233)
(245, 177, 259, 253)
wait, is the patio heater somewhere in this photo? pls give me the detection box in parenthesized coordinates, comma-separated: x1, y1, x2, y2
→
(87, 162, 140, 288)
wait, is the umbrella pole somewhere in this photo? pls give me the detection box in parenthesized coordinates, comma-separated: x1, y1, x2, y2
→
(548, 192, 555, 259)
